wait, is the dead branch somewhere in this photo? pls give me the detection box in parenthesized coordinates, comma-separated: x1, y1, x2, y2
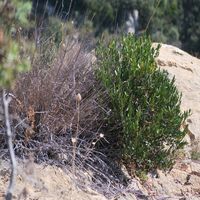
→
(3, 90, 17, 200)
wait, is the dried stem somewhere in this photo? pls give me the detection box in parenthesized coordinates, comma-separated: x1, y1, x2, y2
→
(3, 90, 17, 200)
(72, 93, 82, 176)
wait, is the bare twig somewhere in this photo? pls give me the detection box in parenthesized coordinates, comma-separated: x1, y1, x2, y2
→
(3, 90, 17, 200)
(145, 0, 161, 32)
(66, 0, 73, 20)
(72, 93, 82, 176)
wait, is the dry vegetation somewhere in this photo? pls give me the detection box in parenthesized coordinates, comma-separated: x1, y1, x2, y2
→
(0, 35, 146, 199)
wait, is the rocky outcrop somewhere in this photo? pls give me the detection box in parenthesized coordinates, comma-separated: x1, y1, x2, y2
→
(145, 160, 200, 199)
(147, 43, 200, 200)
(154, 43, 200, 142)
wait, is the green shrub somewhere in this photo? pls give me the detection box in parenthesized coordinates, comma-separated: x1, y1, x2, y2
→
(43, 17, 63, 48)
(96, 34, 190, 171)
(0, 0, 32, 88)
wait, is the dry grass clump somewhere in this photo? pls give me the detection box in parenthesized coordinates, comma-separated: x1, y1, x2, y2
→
(8, 38, 103, 157)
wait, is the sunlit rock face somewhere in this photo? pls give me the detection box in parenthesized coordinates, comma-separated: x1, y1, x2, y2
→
(154, 43, 200, 143)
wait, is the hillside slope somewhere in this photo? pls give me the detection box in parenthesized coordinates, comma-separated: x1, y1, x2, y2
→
(0, 44, 200, 200)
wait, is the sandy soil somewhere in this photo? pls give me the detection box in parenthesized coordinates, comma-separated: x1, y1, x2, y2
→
(0, 159, 107, 200)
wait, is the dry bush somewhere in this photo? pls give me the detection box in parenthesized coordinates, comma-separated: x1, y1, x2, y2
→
(9, 38, 103, 155)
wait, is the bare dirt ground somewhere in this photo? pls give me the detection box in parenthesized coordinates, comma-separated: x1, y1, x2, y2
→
(0, 159, 107, 200)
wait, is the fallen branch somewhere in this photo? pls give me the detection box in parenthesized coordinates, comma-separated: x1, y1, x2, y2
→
(3, 90, 17, 200)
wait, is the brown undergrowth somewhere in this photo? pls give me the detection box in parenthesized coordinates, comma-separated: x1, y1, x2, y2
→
(7, 38, 106, 167)
(12, 39, 100, 141)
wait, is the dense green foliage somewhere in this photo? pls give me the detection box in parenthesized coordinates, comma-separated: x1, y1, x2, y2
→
(151, 0, 182, 45)
(97, 35, 189, 171)
(180, 0, 200, 54)
(0, 0, 32, 88)
(32, 0, 200, 54)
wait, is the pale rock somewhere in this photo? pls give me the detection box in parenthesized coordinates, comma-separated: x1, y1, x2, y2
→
(154, 43, 200, 144)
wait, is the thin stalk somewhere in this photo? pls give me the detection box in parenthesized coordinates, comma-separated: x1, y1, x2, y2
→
(3, 90, 17, 200)
(72, 93, 81, 177)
